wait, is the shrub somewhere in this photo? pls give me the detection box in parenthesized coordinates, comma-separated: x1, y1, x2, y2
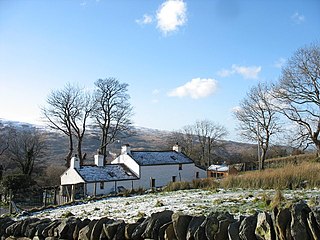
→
(192, 178, 219, 190)
(165, 181, 191, 191)
(270, 190, 285, 209)
(1, 174, 36, 194)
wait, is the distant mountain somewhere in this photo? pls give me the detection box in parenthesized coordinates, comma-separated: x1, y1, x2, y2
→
(0, 119, 287, 168)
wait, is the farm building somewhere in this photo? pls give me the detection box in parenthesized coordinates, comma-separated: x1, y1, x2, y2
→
(60, 144, 206, 200)
(207, 164, 238, 178)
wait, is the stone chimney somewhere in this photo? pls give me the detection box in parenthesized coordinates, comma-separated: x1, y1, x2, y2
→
(70, 155, 80, 169)
(173, 143, 182, 153)
(94, 150, 104, 167)
(121, 144, 131, 155)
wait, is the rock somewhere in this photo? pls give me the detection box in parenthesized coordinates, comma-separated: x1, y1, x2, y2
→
(53, 217, 78, 239)
(131, 217, 150, 240)
(72, 218, 90, 240)
(0, 217, 15, 238)
(255, 212, 276, 240)
(78, 219, 97, 240)
(214, 212, 235, 240)
(5, 220, 23, 237)
(124, 222, 139, 239)
(90, 217, 112, 240)
(228, 217, 244, 240)
(186, 216, 205, 240)
(290, 201, 312, 240)
(163, 222, 177, 240)
(103, 220, 125, 240)
(113, 221, 126, 240)
(312, 207, 320, 226)
(142, 210, 173, 239)
(41, 220, 61, 238)
(194, 219, 207, 240)
(274, 207, 292, 240)
(239, 214, 258, 240)
(205, 215, 220, 239)
(33, 219, 52, 238)
(172, 212, 192, 240)
(215, 219, 233, 240)
(18, 218, 41, 238)
(158, 221, 175, 240)
(307, 211, 320, 240)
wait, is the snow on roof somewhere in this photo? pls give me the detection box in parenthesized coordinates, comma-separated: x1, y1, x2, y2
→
(77, 164, 138, 182)
(130, 151, 194, 166)
(208, 164, 229, 172)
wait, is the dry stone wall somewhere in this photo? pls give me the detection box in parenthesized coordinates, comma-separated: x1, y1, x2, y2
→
(0, 201, 319, 240)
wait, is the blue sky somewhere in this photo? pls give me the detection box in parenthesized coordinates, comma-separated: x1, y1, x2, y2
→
(0, 0, 319, 141)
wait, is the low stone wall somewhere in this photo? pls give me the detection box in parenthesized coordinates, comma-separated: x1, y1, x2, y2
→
(0, 201, 319, 240)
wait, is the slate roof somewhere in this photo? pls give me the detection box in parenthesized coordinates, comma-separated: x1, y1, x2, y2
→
(76, 164, 138, 182)
(129, 150, 194, 166)
(208, 164, 229, 172)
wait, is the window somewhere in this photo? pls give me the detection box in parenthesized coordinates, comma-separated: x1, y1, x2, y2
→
(196, 172, 199, 178)
(172, 176, 176, 182)
(100, 182, 104, 189)
(179, 164, 182, 170)
(151, 178, 156, 188)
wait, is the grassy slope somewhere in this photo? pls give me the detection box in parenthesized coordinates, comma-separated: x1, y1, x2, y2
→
(222, 153, 320, 189)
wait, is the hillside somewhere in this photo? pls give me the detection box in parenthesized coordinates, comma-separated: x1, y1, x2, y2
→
(0, 119, 288, 169)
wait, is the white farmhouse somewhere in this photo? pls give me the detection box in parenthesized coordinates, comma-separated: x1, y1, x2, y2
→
(111, 144, 206, 189)
(60, 154, 138, 202)
(60, 144, 206, 201)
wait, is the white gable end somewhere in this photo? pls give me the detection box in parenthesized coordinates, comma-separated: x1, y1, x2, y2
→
(61, 168, 85, 185)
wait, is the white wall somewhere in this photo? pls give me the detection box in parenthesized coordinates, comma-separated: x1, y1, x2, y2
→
(197, 168, 207, 179)
(61, 169, 84, 185)
(85, 180, 137, 196)
(111, 155, 140, 177)
(132, 163, 203, 189)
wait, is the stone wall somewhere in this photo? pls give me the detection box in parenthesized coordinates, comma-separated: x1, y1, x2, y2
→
(0, 201, 319, 240)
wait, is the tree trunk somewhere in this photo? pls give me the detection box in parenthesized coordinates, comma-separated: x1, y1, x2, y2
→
(316, 143, 320, 161)
(65, 134, 73, 168)
(77, 138, 83, 166)
(260, 149, 267, 170)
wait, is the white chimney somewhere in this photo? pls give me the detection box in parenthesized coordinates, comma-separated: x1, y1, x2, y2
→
(70, 155, 80, 169)
(94, 153, 104, 167)
(121, 144, 131, 155)
(173, 143, 181, 153)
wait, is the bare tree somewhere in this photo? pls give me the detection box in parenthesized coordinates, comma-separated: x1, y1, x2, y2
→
(42, 84, 93, 166)
(194, 120, 228, 167)
(7, 128, 47, 176)
(273, 43, 320, 157)
(234, 82, 281, 170)
(168, 125, 197, 159)
(170, 120, 227, 167)
(69, 90, 94, 163)
(93, 78, 133, 160)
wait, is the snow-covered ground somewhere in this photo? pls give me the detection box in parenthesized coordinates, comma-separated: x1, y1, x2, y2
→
(19, 188, 319, 223)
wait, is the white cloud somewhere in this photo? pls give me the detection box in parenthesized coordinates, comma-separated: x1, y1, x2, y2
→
(168, 78, 218, 99)
(136, 14, 153, 25)
(156, 0, 187, 35)
(232, 64, 261, 79)
(217, 64, 261, 79)
(291, 12, 305, 24)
